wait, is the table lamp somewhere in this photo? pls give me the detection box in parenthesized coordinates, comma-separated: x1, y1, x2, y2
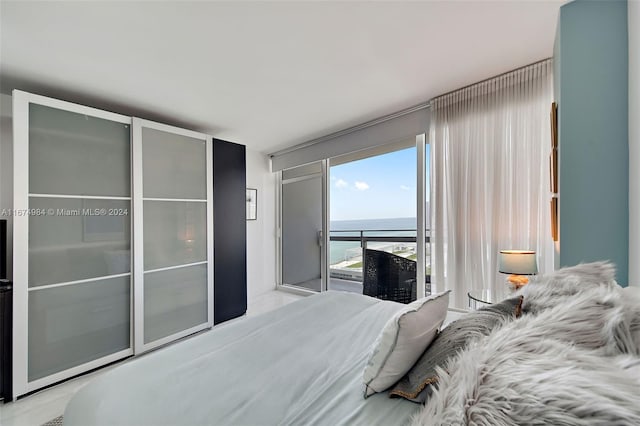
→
(499, 250, 537, 290)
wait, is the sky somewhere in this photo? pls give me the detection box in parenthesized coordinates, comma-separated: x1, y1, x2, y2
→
(330, 146, 429, 221)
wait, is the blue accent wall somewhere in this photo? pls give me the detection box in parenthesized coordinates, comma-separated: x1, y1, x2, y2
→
(556, 0, 629, 285)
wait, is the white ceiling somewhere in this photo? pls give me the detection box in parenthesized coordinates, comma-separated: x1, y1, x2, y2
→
(0, 1, 564, 154)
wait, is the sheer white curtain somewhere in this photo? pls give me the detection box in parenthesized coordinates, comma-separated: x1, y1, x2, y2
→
(430, 60, 554, 309)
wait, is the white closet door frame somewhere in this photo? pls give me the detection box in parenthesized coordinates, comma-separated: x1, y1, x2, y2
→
(132, 118, 214, 354)
(12, 90, 134, 398)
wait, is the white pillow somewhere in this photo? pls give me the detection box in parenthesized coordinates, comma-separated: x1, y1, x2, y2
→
(363, 290, 450, 397)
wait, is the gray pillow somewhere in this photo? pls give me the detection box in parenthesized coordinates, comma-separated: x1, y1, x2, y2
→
(389, 296, 523, 403)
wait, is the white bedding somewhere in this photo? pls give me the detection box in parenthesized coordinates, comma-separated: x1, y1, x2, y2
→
(65, 291, 464, 426)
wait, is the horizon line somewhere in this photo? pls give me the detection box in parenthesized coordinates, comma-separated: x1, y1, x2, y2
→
(331, 216, 418, 221)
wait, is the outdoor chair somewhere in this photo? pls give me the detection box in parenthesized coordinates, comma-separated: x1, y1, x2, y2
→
(362, 249, 417, 304)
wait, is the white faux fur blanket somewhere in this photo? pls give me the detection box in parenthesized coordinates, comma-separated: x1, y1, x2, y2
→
(411, 263, 640, 426)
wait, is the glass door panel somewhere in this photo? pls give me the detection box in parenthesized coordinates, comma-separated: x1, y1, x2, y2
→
(12, 91, 133, 396)
(29, 103, 131, 197)
(143, 264, 208, 343)
(28, 276, 130, 381)
(280, 162, 325, 292)
(134, 119, 212, 353)
(143, 201, 207, 270)
(141, 127, 206, 199)
(28, 197, 131, 287)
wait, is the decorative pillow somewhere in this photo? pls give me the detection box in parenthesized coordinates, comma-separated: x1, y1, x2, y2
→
(389, 296, 523, 403)
(410, 288, 640, 426)
(503, 286, 638, 357)
(363, 291, 450, 398)
(517, 261, 617, 314)
(411, 341, 640, 425)
(559, 286, 640, 359)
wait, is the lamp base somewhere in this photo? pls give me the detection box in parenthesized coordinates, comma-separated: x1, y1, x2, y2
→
(506, 274, 529, 290)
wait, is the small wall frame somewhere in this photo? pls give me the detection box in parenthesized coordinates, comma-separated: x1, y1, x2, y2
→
(550, 102, 558, 194)
(246, 188, 257, 220)
(550, 149, 558, 193)
(550, 102, 558, 149)
(551, 196, 558, 242)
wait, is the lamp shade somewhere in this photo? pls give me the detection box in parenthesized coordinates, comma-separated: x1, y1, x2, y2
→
(499, 250, 537, 275)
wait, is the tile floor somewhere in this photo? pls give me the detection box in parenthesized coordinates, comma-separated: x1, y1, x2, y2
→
(0, 290, 304, 426)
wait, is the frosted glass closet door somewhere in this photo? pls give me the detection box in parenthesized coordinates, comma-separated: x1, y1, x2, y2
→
(133, 119, 213, 353)
(12, 92, 133, 397)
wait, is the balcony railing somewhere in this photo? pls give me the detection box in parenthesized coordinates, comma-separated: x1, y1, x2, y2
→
(329, 229, 431, 287)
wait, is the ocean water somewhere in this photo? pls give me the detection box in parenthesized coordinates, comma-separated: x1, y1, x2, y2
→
(330, 217, 417, 264)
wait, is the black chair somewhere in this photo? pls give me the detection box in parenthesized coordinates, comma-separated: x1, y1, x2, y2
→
(362, 249, 417, 304)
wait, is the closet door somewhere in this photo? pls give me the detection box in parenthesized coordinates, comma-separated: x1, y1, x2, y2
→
(212, 139, 246, 324)
(132, 119, 213, 353)
(12, 91, 133, 397)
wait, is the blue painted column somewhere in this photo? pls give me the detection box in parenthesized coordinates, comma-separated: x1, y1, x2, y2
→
(555, 0, 629, 285)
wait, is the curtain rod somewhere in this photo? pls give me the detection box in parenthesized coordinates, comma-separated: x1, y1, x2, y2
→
(431, 57, 552, 103)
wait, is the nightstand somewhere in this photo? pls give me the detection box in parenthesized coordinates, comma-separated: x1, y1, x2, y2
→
(467, 288, 512, 309)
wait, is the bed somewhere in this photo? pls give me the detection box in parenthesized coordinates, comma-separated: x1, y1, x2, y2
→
(64, 291, 464, 426)
(65, 262, 640, 426)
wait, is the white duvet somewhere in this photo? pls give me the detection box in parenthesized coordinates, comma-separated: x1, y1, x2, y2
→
(65, 291, 443, 426)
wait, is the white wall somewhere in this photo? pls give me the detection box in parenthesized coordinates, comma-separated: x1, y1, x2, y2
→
(0, 93, 13, 280)
(630, 0, 639, 287)
(245, 148, 277, 298)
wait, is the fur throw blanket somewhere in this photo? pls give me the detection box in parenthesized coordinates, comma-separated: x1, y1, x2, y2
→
(411, 262, 640, 426)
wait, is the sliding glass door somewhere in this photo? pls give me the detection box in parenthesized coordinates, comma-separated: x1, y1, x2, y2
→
(12, 92, 133, 396)
(279, 161, 326, 292)
(277, 135, 429, 301)
(132, 119, 213, 353)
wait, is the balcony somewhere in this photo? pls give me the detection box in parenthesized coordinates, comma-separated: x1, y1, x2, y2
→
(328, 229, 431, 296)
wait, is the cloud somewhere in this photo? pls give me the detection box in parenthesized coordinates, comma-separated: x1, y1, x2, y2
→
(400, 185, 411, 191)
(335, 179, 348, 188)
(354, 181, 369, 191)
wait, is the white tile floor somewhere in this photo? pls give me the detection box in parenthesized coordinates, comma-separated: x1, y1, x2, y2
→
(0, 290, 304, 426)
(246, 289, 305, 317)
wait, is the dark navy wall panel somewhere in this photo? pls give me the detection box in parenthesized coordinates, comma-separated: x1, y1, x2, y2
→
(213, 139, 247, 323)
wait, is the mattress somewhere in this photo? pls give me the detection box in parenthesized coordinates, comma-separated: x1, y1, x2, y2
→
(65, 291, 461, 426)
